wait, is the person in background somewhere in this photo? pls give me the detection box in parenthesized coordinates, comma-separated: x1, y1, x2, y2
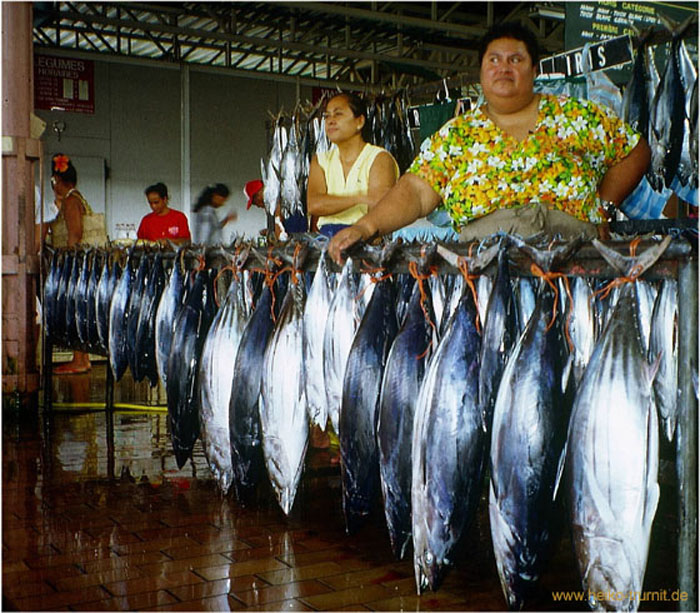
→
(307, 92, 399, 238)
(244, 179, 308, 237)
(48, 153, 92, 374)
(137, 182, 191, 245)
(328, 23, 650, 264)
(191, 183, 237, 245)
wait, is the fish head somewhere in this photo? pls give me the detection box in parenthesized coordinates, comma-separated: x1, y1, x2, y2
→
(414, 549, 447, 593)
(578, 532, 639, 610)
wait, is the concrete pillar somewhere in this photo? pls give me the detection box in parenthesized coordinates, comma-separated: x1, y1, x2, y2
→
(2, 2, 41, 395)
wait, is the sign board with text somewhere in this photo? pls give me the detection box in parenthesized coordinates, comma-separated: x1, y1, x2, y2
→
(34, 54, 95, 114)
(539, 35, 633, 76)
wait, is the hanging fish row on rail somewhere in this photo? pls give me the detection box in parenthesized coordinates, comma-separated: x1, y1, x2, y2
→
(43, 235, 679, 607)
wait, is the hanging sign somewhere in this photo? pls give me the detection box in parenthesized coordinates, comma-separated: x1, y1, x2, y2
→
(564, 1, 697, 49)
(539, 35, 633, 76)
(34, 54, 95, 114)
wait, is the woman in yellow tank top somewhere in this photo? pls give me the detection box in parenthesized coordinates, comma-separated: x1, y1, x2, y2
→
(307, 92, 399, 238)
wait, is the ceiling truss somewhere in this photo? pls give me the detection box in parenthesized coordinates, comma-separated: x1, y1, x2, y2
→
(32, 2, 565, 91)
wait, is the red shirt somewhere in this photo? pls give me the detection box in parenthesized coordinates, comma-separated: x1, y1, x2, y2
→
(137, 209, 191, 241)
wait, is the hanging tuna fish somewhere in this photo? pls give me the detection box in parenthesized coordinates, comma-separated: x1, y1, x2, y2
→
(135, 250, 166, 387)
(96, 249, 121, 355)
(199, 248, 250, 494)
(43, 248, 62, 343)
(260, 243, 310, 515)
(340, 243, 399, 534)
(108, 249, 134, 381)
(279, 113, 304, 220)
(166, 258, 218, 469)
(411, 245, 485, 594)
(229, 253, 287, 502)
(647, 19, 693, 191)
(376, 246, 439, 560)
(303, 248, 336, 430)
(563, 236, 670, 612)
(489, 238, 580, 609)
(323, 257, 362, 434)
(125, 252, 151, 382)
(155, 247, 188, 387)
(649, 278, 679, 442)
(477, 239, 518, 435)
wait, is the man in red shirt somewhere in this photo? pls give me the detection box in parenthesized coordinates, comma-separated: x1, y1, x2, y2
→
(137, 182, 191, 244)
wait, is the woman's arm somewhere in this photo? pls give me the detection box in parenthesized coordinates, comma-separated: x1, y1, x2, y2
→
(62, 194, 84, 247)
(328, 173, 441, 264)
(365, 151, 399, 210)
(306, 155, 363, 216)
(598, 138, 651, 204)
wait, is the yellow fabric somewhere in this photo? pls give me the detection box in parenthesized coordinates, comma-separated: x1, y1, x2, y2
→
(317, 143, 398, 227)
(49, 189, 108, 247)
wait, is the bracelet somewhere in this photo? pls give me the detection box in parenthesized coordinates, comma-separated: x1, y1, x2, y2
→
(600, 199, 617, 223)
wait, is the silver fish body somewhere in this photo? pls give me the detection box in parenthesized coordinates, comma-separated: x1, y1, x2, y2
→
(108, 253, 133, 381)
(304, 252, 335, 429)
(229, 280, 283, 501)
(567, 276, 598, 386)
(155, 251, 187, 387)
(260, 275, 308, 515)
(649, 279, 678, 442)
(323, 258, 360, 433)
(489, 284, 570, 610)
(378, 283, 434, 559)
(479, 247, 518, 435)
(198, 275, 249, 494)
(566, 283, 659, 611)
(412, 287, 483, 593)
(341, 277, 398, 534)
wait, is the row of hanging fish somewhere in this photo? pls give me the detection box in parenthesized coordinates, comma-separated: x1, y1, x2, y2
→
(622, 17, 698, 193)
(260, 91, 416, 226)
(43, 233, 679, 609)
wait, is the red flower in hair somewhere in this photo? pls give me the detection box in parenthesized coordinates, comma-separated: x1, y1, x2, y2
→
(53, 155, 70, 173)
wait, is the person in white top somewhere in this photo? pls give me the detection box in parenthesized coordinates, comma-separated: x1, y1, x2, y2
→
(307, 92, 399, 238)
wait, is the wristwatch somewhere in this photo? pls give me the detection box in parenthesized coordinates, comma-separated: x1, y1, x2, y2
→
(600, 199, 617, 223)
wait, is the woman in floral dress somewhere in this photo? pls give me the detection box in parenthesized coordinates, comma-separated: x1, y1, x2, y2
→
(329, 22, 650, 264)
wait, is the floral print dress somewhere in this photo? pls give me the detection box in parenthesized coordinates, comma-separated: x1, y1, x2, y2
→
(409, 94, 640, 229)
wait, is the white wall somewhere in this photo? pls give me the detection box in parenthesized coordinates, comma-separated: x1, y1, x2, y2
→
(35, 57, 307, 241)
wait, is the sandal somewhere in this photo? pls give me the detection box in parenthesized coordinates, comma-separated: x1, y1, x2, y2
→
(53, 363, 91, 375)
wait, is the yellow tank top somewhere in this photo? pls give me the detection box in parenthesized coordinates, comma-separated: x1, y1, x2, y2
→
(317, 143, 399, 227)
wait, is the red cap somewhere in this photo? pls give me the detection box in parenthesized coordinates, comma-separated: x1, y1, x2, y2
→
(244, 179, 264, 209)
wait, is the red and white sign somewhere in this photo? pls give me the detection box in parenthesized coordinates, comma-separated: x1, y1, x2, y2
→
(34, 54, 95, 114)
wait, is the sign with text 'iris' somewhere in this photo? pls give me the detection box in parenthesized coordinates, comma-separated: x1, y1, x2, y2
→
(539, 35, 633, 76)
(34, 54, 95, 114)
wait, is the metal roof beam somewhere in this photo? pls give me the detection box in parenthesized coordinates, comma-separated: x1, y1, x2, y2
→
(276, 2, 486, 37)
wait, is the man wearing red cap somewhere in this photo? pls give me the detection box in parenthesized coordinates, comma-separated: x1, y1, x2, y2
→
(244, 179, 308, 237)
(244, 179, 265, 211)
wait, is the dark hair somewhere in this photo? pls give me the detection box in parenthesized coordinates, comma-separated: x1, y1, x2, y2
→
(326, 91, 370, 140)
(51, 153, 77, 184)
(328, 91, 367, 120)
(193, 183, 230, 212)
(145, 182, 169, 199)
(478, 22, 540, 67)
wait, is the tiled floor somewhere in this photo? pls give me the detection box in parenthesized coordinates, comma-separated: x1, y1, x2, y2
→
(2, 362, 681, 611)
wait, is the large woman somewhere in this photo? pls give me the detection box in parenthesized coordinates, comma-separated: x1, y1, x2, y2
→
(329, 23, 650, 263)
(48, 153, 93, 374)
(307, 92, 399, 238)
(137, 182, 191, 245)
